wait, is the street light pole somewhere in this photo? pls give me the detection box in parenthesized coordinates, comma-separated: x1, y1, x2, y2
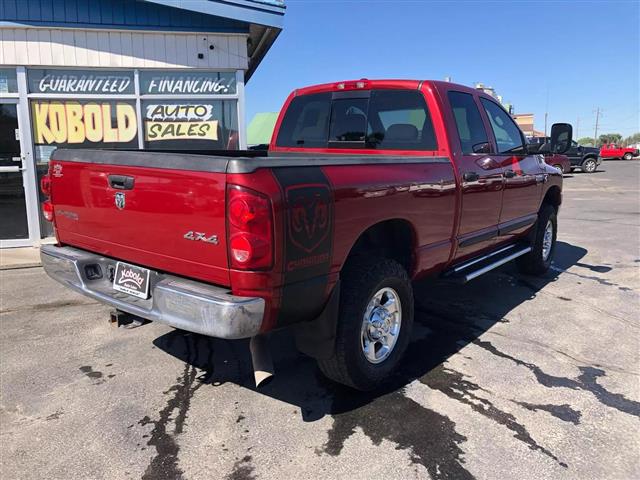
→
(593, 108, 601, 145)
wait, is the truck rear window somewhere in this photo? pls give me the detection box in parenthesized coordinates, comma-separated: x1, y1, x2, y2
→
(275, 89, 437, 151)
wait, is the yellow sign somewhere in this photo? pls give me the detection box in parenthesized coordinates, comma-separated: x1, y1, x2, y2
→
(32, 101, 137, 145)
(145, 120, 219, 142)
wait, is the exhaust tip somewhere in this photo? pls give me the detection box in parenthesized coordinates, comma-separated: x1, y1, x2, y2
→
(254, 370, 274, 388)
(249, 335, 274, 388)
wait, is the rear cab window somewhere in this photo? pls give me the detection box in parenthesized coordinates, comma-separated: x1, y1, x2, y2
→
(275, 89, 437, 151)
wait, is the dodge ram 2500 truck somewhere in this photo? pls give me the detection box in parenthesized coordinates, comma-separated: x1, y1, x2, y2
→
(40, 79, 572, 390)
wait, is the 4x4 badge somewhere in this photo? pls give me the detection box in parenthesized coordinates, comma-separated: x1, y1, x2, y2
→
(115, 192, 126, 210)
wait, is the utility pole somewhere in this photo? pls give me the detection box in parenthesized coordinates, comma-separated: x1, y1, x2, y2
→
(544, 87, 549, 137)
(576, 116, 580, 140)
(593, 108, 602, 145)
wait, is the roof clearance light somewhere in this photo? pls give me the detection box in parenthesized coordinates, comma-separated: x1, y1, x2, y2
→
(356, 81, 366, 89)
(336, 83, 345, 90)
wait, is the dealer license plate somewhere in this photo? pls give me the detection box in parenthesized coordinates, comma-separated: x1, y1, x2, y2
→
(113, 262, 150, 299)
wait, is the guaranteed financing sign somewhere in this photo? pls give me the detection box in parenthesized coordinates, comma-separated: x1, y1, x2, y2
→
(140, 71, 236, 95)
(29, 69, 135, 95)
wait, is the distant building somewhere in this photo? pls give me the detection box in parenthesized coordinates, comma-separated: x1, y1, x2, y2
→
(474, 82, 513, 114)
(512, 113, 542, 138)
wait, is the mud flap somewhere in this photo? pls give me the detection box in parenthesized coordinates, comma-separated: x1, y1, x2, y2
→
(292, 280, 340, 360)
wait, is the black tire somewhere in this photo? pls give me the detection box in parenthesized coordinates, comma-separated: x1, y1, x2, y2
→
(623, 152, 633, 160)
(318, 257, 414, 391)
(516, 204, 557, 276)
(582, 157, 597, 173)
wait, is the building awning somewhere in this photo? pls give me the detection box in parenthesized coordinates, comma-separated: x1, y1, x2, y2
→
(142, 0, 285, 80)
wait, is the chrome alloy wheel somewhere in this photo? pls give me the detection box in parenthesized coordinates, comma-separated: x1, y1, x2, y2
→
(360, 287, 402, 364)
(542, 220, 554, 261)
(584, 159, 596, 172)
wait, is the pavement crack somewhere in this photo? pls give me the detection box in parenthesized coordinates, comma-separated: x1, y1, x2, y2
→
(420, 366, 567, 468)
(321, 387, 474, 480)
(139, 335, 204, 480)
(473, 340, 640, 418)
(514, 402, 582, 425)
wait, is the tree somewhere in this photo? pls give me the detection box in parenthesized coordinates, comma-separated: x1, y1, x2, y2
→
(577, 137, 595, 146)
(623, 133, 640, 146)
(598, 133, 622, 146)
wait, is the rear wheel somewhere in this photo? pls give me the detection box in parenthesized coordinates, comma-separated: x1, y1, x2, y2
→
(623, 152, 633, 160)
(516, 204, 557, 276)
(318, 256, 413, 390)
(582, 158, 597, 173)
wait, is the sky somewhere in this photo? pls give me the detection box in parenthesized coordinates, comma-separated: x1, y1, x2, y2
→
(246, 0, 640, 139)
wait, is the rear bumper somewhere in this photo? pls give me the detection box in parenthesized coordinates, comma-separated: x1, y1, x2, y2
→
(40, 245, 264, 339)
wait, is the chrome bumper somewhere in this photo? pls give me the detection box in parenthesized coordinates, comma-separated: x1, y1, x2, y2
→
(40, 245, 264, 339)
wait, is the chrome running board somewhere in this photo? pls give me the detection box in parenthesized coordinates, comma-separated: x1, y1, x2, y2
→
(444, 244, 532, 283)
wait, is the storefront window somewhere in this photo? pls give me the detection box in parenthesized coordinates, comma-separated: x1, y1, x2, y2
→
(31, 99, 138, 162)
(142, 99, 238, 150)
(140, 71, 236, 95)
(0, 69, 18, 94)
(28, 69, 135, 95)
(30, 99, 138, 236)
(24, 68, 242, 238)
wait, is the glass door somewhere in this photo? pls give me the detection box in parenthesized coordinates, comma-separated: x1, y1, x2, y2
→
(0, 101, 29, 241)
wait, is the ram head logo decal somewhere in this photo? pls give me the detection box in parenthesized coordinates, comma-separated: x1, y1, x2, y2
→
(286, 184, 332, 253)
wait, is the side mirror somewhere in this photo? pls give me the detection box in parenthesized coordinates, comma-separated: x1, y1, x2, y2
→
(549, 123, 573, 154)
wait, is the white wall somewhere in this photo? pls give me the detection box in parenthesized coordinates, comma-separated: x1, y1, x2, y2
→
(0, 27, 248, 70)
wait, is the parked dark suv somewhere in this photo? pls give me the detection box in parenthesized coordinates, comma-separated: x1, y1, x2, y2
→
(529, 137, 601, 173)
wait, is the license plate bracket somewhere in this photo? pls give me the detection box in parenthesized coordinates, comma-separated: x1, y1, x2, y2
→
(113, 262, 150, 299)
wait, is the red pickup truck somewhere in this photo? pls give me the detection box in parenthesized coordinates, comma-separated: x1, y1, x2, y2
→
(40, 79, 571, 390)
(599, 143, 639, 160)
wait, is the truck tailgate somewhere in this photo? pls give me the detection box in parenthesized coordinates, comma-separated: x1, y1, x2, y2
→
(50, 150, 230, 286)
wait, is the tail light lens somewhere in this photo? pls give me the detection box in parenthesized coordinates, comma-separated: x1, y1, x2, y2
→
(41, 174, 53, 222)
(42, 200, 54, 221)
(40, 175, 51, 197)
(227, 185, 273, 270)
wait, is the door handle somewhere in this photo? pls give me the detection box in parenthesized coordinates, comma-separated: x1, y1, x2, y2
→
(463, 171, 480, 182)
(108, 175, 135, 190)
(504, 169, 516, 178)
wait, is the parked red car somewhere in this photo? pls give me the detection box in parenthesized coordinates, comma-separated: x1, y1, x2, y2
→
(600, 143, 639, 160)
(544, 153, 571, 174)
(40, 79, 572, 390)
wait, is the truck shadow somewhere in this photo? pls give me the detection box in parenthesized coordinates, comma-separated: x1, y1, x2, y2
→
(154, 241, 590, 422)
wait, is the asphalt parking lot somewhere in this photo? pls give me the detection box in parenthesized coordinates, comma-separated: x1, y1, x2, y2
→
(1, 161, 639, 480)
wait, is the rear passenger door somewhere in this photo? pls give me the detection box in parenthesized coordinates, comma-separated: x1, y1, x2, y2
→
(447, 91, 504, 259)
(479, 98, 542, 241)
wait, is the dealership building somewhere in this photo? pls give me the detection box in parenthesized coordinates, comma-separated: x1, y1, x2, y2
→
(0, 0, 285, 247)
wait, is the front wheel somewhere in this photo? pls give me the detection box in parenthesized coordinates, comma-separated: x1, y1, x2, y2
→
(582, 158, 597, 173)
(318, 257, 414, 390)
(516, 204, 557, 276)
(623, 152, 633, 160)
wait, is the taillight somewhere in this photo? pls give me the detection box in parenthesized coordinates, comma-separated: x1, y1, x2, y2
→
(42, 200, 54, 221)
(40, 174, 53, 222)
(227, 185, 273, 270)
(40, 174, 51, 197)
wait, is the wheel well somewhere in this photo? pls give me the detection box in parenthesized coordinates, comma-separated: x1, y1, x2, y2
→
(582, 155, 597, 162)
(346, 220, 415, 274)
(542, 186, 561, 212)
